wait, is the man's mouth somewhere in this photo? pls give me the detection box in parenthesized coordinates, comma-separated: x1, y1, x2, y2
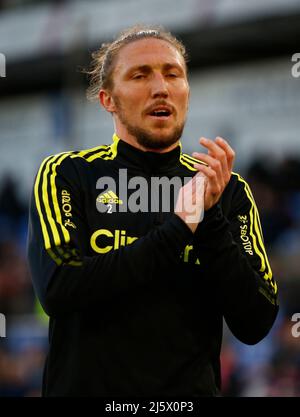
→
(147, 106, 173, 120)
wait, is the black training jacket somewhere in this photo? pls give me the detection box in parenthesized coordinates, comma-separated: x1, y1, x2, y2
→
(27, 134, 278, 397)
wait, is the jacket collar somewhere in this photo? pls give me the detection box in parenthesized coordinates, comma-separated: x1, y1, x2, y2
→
(112, 133, 182, 175)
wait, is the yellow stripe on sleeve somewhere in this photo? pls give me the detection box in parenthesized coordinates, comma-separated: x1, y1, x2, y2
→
(41, 153, 73, 249)
(234, 173, 276, 292)
(34, 155, 55, 250)
(235, 173, 266, 271)
(49, 153, 72, 245)
(35, 151, 73, 251)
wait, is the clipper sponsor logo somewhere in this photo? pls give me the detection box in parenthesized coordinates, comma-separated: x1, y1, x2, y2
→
(182, 244, 200, 265)
(238, 214, 253, 255)
(0, 313, 6, 337)
(90, 229, 138, 254)
(90, 228, 200, 264)
(62, 190, 76, 229)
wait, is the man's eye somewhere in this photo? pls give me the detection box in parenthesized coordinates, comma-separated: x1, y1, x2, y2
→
(166, 73, 178, 78)
(132, 74, 145, 79)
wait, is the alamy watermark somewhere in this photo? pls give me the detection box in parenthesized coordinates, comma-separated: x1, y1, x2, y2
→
(96, 169, 205, 223)
(0, 313, 6, 337)
(0, 53, 6, 78)
(291, 313, 300, 338)
(291, 53, 300, 78)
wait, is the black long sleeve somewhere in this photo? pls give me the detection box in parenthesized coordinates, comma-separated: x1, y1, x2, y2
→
(194, 174, 278, 345)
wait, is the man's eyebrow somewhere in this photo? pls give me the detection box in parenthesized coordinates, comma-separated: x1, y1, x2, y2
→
(125, 65, 152, 75)
(125, 63, 184, 75)
(163, 63, 184, 72)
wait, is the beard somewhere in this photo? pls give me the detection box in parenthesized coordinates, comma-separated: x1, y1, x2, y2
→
(127, 123, 184, 150)
(113, 96, 186, 150)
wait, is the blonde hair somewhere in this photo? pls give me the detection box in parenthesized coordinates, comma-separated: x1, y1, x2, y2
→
(85, 24, 188, 101)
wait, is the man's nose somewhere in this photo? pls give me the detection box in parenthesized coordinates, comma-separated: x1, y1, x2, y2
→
(150, 73, 168, 98)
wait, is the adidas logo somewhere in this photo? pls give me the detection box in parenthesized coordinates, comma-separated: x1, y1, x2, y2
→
(96, 190, 123, 205)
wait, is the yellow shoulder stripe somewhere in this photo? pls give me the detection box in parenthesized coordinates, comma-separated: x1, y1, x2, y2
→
(179, 154, 197, 171)
(182, 153, 207, 166)
(34, 139, 119, 260)
(179, 152, 208, 172)
(84, 134, 119, 162)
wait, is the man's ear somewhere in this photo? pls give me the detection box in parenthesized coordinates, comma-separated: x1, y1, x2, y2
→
(99, 89, 116, 113)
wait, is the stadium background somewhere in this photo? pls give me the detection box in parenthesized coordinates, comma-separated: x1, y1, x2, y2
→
(0, 0, 300, 396)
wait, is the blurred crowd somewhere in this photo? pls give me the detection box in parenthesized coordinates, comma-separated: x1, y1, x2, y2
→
(0, 175, 47, 396)
(0, 156, 300, 396)
(222, 156, 300, 396)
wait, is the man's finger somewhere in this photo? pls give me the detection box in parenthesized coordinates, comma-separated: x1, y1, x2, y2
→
(198, 137, 229, 180)
(194, 163, 221, 197)
(215, 137, 235, 172)
(192, 152, 225, 190)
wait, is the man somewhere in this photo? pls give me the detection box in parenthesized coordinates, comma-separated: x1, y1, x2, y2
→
(27, 25, 278, 396)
